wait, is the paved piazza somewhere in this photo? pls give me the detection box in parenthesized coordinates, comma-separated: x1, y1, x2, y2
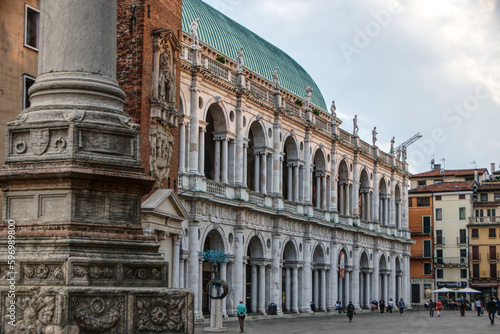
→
(195, 310, 498, 334)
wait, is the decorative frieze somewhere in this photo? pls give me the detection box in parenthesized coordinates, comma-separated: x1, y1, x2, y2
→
(22, 263, 64, 283)
(136, 294, 191, 333)
(71, 295, 125, 333)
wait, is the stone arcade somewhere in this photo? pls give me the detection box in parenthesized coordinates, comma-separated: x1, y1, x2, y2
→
(0, 1, 192, 333)
(173, 0, 413, 320)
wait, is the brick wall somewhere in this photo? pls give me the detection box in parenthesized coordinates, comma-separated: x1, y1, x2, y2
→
(117, 0, 183, 194)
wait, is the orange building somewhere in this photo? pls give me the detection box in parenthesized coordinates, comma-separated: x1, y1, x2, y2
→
(409, 193, 434, 304)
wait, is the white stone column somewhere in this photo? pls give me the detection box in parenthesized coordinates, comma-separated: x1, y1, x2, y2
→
(329, 244, 338, 309)
(359, 272, 364, 307)
(259, 265, 266, 314)
(373, 169, 379, 222)
(302, 238, 312, 312)
(235, 102, 244, 186)
(198, 128, 205, 175)
(339, 183, 344, 215)
(321, 176, 327, 210)
(292, 267, 299, 313)
(367, 192, 372, 221)
(185, 122, 191, 172)
(345, 183, 351, 216)
(222, 138, 228, 184)
(352, 248, 360, 309)
(228, 139, 235, 185)
(188, 222, 200, 319)
(260, 152, 267, 195)
(372, 251, 379, 300)
(313, 269, 319, 307)
(299, 166, 304, 203)
(271, 233, 282, 314)
(267, 154, 273, 194)
(320, 269, 326, 311)
(221, 262, 227, 317)
(214, 138, 221, 182)
(243, 144, 248, 187)
(390, 256, 396, 301)
(326, 176, 331, 211)
(285, 267, 291, 311)
(294, 165, 299, 202)
(172, 235, 180, 288)
(179, 258, 185, 288)
(234, 228, 244, 309)
(287, 165, 293, 201)
(352, 159, 359, 217)
(254, 153, 260, 192)
(272, 121, 281, 196)
(179, 122, 186, 173)
(316, 176, 321, 208)
(198, 261, 203, 317)
(345, 269, 350, 304)
(366, 272, 371, 307)
(251, 265, 258, 313)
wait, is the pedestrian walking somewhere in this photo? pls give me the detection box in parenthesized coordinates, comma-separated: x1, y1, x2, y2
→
(379, 297, 385, 315)
(388, 298, 394, 315)
(475, 299, 483, 316)
(237, 300, 247, 333)
(458, 297, 466, 317)
(346, 301, 356, 322)
(428, 299, 435, 317)
(398, 297, 405, 315)
(436, 299, 443, 317)
(487, 297, 497, 325)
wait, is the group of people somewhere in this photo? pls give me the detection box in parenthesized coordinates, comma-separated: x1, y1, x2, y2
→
(426, 296, 500, 325)
(375, 297, 406, 316)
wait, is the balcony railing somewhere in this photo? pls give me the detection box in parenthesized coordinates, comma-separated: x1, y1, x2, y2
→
(248, 191, 265, 206)
(469, 216, 500, 224)
(472, 253, 481, 262)
(457, 236, 468, 245)
(410, 227, 432, 235)
(487, 253, 499, 261)
(206, 179, 226, 196)
(434, 257, 467, 266)
(435, 237, 445, 246)
(410, 250, 432, 259)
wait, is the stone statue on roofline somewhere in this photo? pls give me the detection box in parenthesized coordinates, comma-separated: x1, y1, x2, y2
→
(353, 115, 359, 135)
(190, 18, 200, 47)
(372, 127, 377, 146)
(330, 100, 336, 118)
(236, 47, 244, 73)
(272, 67, 280, 92)
(390, 136, 395, 155)
(305, 86, 313, 109)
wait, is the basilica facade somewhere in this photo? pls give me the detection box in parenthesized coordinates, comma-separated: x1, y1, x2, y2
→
(170, 0, 413, 319)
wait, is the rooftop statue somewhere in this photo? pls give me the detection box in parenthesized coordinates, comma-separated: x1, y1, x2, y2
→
(353, 115, 359, 135)
(190, 18, 200, 47)
(372, 127, 377, 146)
(236, 47, 244, 72)
(273, 67, 280, 92)
(330, 100, 336, 118)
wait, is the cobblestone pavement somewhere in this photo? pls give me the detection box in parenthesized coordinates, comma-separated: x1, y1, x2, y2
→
(195, 310, 499, 334)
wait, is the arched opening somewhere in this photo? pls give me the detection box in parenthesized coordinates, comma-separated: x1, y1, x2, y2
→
(201, 229, 225, 315)
(312, 244, 327, 311)
(360, 251, 370, 308)
(379, 178, 388, 226)
(204, 103, 227, 182)
(379, 255, 388, 301)
(337, 160, 349, 215)
(359, 169, 371, 221)
(337, 248, 349, 307)
(282, 240, 299, 313)
(246, 236, 266, 314)
(312, 150, 327, 209)
(283, 136, 299, 202)
(246, 121, 267, 193)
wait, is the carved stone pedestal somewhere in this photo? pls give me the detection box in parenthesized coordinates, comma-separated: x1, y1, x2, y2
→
(204, 299, 227, 332)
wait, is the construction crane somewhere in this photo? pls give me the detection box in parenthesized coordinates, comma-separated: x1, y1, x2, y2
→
(394, 133, 422, 160)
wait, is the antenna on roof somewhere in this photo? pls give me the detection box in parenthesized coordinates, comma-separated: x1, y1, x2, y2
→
(430, 155, 435, 169)
(440, 158, 446, 175)
(471, 161, 477, 169)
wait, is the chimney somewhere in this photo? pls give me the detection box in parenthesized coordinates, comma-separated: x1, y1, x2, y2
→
(474, 169, 479, 183)
(491, 163, 496, 174)
(434, 164, 441, 171)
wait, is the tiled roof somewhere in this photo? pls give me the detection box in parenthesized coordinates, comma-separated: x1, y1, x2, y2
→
(182, 0, 327, 110)
(412, 168, 488, 178)
(409, 181, 475, 193)
(478, 183, 500, 191)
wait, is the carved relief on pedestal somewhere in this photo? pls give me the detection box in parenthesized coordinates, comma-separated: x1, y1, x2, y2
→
(71, 295, 125, 333)
(72, 265, 117, 280)
(124, 266, 163, 281)
(4, 289, 56, 334)
(22, 263, 64, 282)
(136, 296, 187, 333)
(149, 122, 174, 187)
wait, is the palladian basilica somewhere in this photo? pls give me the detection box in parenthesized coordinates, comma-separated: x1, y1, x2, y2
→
(173, 0, 412, 319)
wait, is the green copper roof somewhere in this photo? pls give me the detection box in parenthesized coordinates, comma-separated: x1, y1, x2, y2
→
(182, 0, 327, 110)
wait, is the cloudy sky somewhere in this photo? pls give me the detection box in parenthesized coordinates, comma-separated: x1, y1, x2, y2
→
(203, 0, 500, 174)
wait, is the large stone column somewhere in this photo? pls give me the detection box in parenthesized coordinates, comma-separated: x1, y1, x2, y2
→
(251, 265, 258, 313)
(303, 132, 311, 205)
(285, 267, 291, 311)
(258, 265, 266, 314)
(222, 138, 228, 184)
(0, 1, 194, 332)
(234, 227, 244, 308)
(372, 250, 380, 300)
(352, 248, 360, 309)
(214, 138, 221, 182)
(173, 235, 181, 288)
(292, 267, 299, 313)
(302, 238, 312, 312)
(271, 232, 282, 314)
(329, 243, 338, 309)
(189, 221, 201, 319)
(320, 269, 326, 311)
(235, 97, 244, 186)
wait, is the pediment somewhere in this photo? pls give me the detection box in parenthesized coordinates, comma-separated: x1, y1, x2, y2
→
(141, 189, 188, 222)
